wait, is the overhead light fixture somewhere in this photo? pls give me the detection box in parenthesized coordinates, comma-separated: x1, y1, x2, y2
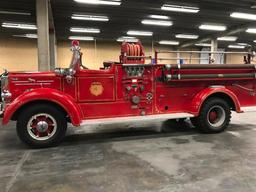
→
(117, 36, 138, 42)
(0, 11, 31, 16)
(69, 36, 94, 41)
(230, 12, 256, 21)
(127, 30, 153, 36)
(159, 40, 179, 45)
(237, 43, 249, 46)
(246, 28, 256, 34)
(73, 0, 121, 6)
(70, 27, 100, 33)
(217, 36, 238, 41)
(141, 19, 173, 26)
(161, 4, 199, 13)
(175, 34, 199, 39)
(228, 45, 245, 49)
(195, 43, 211, 47)
(149, 15, 170, 20)
(254, 40, 256, 43)
(13, 34, 37, 39)
(1, 22, 37, 30)
(199, 24, 227, 31)
(71, 14, 109, 22)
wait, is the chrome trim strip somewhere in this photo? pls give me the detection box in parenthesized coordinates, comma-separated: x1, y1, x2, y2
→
(209, 85, 225, 88)
(14, 83, 52, 86)
(81, 113, 194, 126)
(37, 80, 54, 83)
(12, 80, 30, 83)
(123, 64, 153, 67)
(13, 80, 54, 83)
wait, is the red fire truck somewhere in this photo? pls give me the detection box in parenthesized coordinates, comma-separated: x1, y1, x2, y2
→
(1, 41, 256, 148)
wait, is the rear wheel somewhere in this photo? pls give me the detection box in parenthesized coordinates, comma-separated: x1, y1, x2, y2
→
(197, 97, 231, 133)
(16, 104, 67, 148)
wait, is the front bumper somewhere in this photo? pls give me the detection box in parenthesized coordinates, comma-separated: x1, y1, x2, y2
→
(0, 103, 3, 118)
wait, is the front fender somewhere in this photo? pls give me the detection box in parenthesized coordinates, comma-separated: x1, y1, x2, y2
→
(190, 87, 241, 115)
(2, 88, 83, 126)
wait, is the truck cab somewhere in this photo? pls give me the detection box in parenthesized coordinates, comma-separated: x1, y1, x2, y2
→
(1, 40, 256, 148)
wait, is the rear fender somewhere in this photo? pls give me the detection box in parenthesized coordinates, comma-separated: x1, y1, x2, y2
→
(2, 88, 83, 126)
(190, 87, 241, 115)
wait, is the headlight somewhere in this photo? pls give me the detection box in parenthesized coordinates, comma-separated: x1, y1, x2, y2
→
(1, 73, 10, 102)
(1, 69, 9, 91)
(1, 75, 8, 91)
(1, 90, 11, 99)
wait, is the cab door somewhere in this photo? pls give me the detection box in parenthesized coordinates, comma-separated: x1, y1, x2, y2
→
(75, 67, 116, 119)
(77, 75, 115, 102)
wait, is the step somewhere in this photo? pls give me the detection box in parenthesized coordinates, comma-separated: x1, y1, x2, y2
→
(80, 113, 194, 126)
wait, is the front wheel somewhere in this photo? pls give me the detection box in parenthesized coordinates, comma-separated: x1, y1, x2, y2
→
(196, 97, 231, 133)
(16, 104, 67, 148)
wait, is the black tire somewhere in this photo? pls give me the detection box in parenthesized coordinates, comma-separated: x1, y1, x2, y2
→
(197, 97, 231, 133)
(16, 104, 67, 148)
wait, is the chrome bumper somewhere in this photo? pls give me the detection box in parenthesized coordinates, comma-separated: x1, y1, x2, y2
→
(0, 103, 3, 117)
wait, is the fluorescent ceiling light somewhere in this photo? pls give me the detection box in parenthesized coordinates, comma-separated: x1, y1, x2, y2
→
(74, 0, 121, 6)
(228, 45, 245, 49)
(237, 43, 249, 46)
(0, 11, 31, 16)
(117, 36, 138, 42)
(246, 28, 256, 34)
(175, 34, 199, 39)
(217, 36, 238, 41)
(141, 19, 173, 26)
(70, 27, 100, 33)
(159, 40, 179, 45)
(230, 12, 256, 21)
(13, 34, 37, 39)
(71, 14, 109, 22)
(161, 4, 199, 13)
(199, 24, 226, 31)
(1, 22, 37, 30)
(69, 36, 94, 41)
(195, 43, 211, 47)
(127, 30, 153, 36)
(149, 15, 170, 20)
(254, 40, 256, 43)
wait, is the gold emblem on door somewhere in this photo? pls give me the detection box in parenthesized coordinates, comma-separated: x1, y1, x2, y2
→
(90, 82, 104, 96)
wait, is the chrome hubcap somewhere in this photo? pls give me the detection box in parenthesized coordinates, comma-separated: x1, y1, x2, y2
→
(27, 113, 57, 141)
(207, 105, 226, 127)
(36, 121, 49, 133)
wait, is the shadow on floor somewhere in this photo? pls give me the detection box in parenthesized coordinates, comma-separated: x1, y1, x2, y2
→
(1, 119, 253, 149)
(62, 120, 197, 147)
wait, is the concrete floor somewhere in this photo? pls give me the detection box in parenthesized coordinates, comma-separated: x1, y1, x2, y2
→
(1, 112, 256, 192)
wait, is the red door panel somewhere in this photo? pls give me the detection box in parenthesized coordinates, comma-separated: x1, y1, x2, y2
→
(77, 76, 115, 102)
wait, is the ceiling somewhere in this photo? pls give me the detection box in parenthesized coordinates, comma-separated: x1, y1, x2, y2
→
(1, 0, 256, 48)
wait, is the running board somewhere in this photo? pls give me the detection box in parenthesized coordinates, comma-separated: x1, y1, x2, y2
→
(241, 106, 256, 112)
(80, 113, 194, 126)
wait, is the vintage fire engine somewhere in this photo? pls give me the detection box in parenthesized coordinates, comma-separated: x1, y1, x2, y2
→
(1, 40, 256, 148)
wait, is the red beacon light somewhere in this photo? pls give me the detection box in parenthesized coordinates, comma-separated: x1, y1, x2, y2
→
(71, 40, 80, 47)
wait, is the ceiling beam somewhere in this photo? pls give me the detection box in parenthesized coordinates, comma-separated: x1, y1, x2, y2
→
(178, 22, 256, 48)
